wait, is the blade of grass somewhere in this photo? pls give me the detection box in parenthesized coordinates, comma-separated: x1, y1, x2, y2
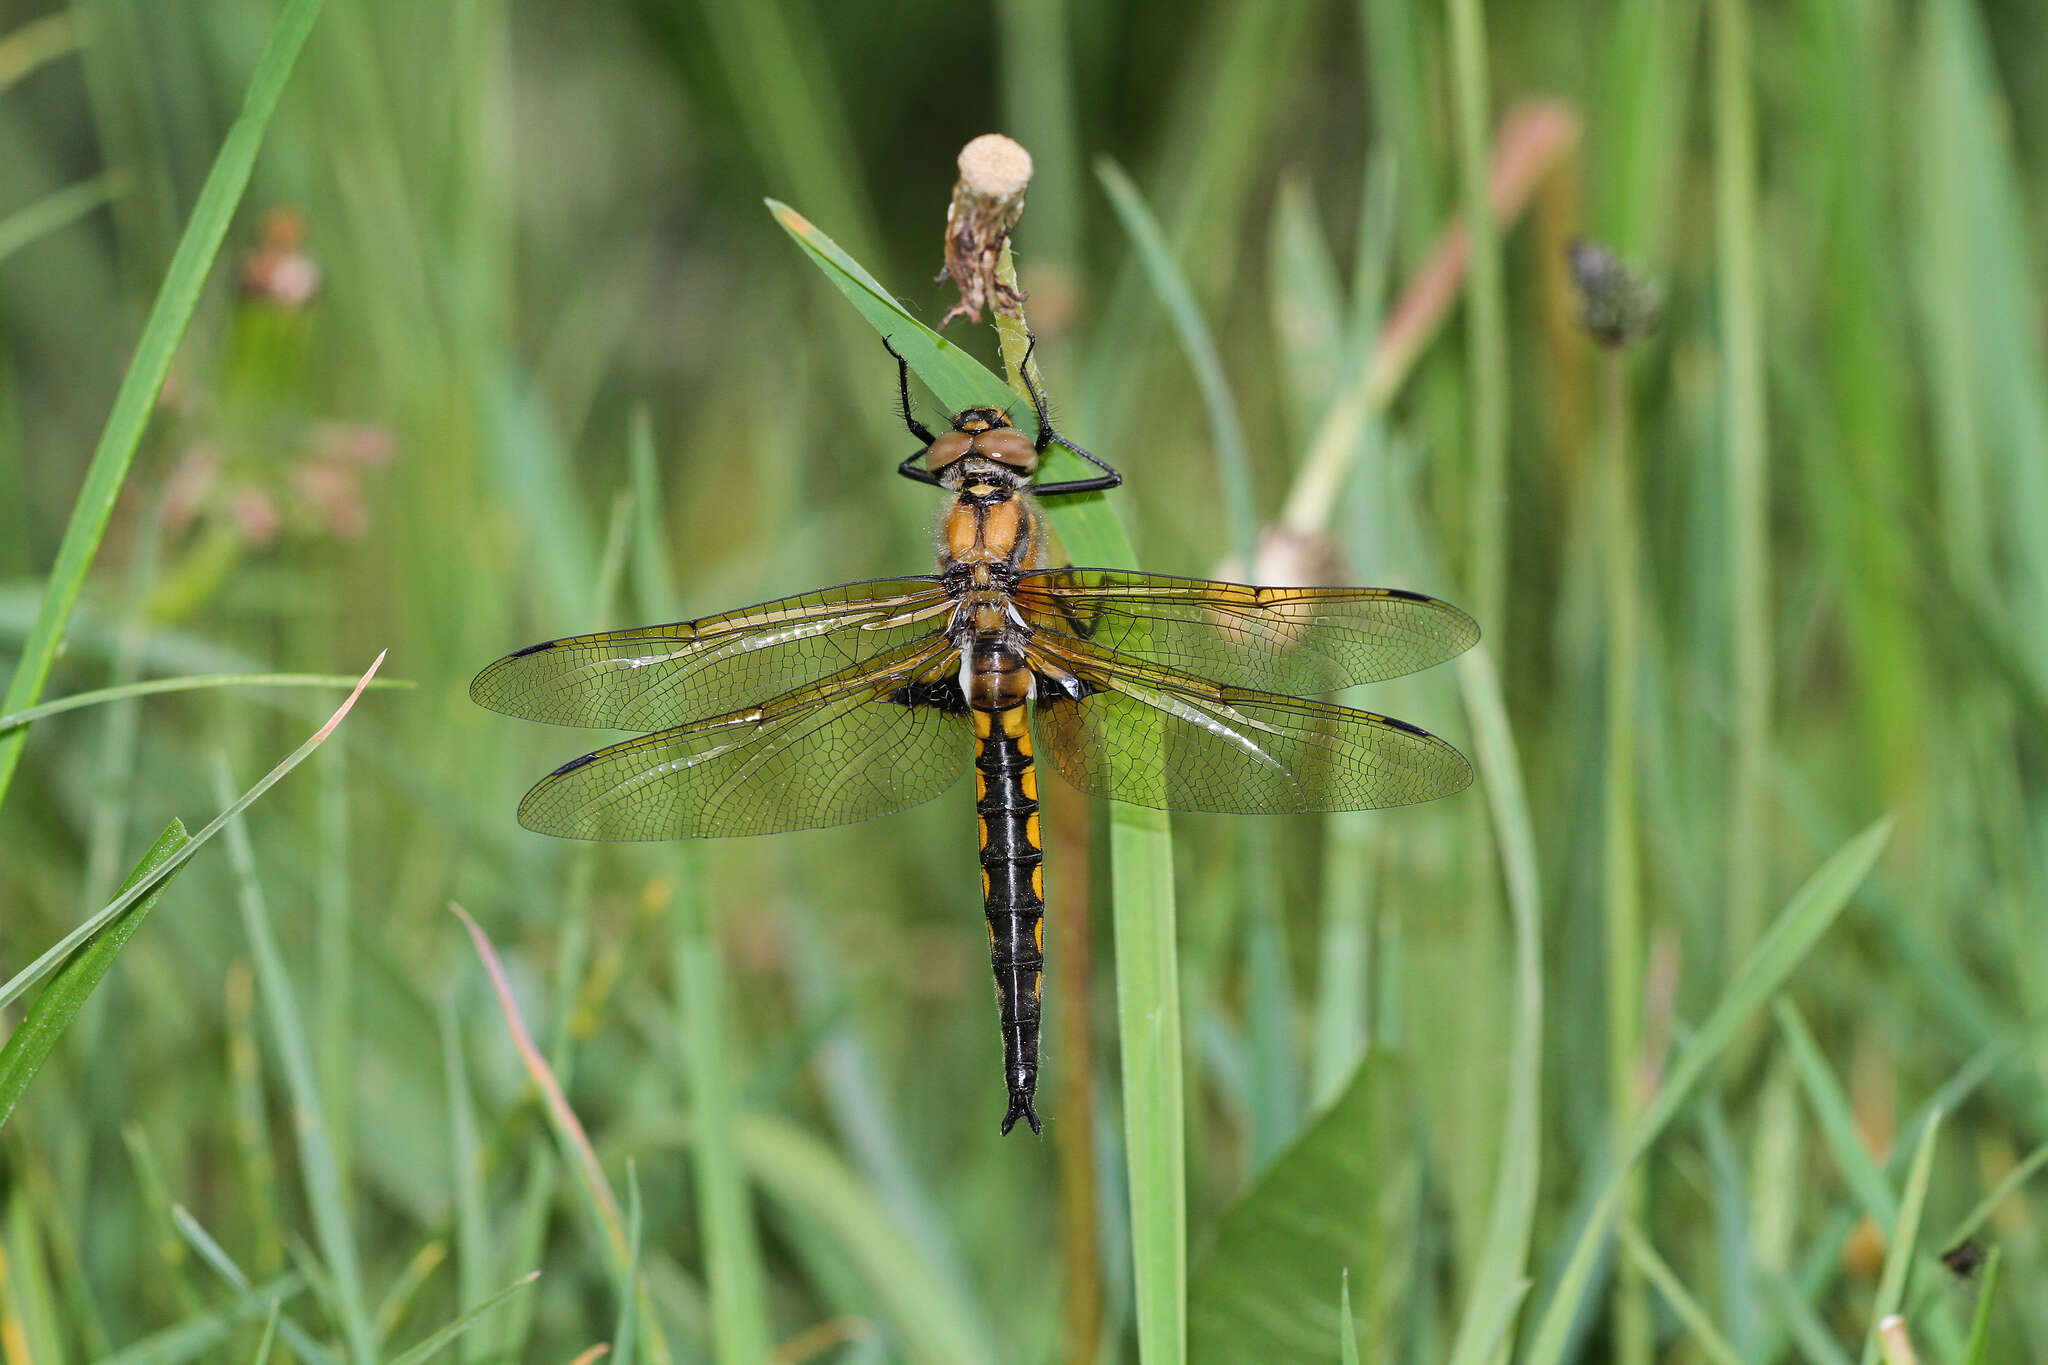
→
(1445, 645, 1544, 1365)
(1445, 0, 1510, 645)
(450, 904, 673, 1363)
(1524, 817, 1894, 1365)
(1093, 158, 1255, 565)
(438, 994, 490, 1363)
(734, 1115, 999, 1365)
(249, 1300, 281, 1364)
(1861, 1111, 1943, 1365)
(1777, 1000, 1898, 1223)
(613, 1165, 642, 1365)
(0, 0, 327, 813)
(212, 753, 377, 1365)
(1711, 0, 1773, 974)
(0, 11, 79, 92)
(372, 1241, 448, 1344)
(0, 671, 410, 733)
(674, 866, 774, 1365)
(0, 820, 186, 1130)
(171, 1206, 341, 1365)
(0, 172, 128, 266)
(94, 1276, 307, 1365)
(1961, 1246, 2002, 1365)
(1941, 1142, 2048, 1252)
(386, 1271, 544, 1365)
(0, 652, 384, 1011)
(1617, 1222, 1744, 1365)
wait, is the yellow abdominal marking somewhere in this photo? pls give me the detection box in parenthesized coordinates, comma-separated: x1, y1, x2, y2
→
(1020, 767, 1037, 800)
(1024, 813, 1040, 850)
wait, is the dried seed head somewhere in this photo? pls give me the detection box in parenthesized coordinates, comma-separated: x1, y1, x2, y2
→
(939, 134, 1033, 328)
(1568, 239, 1662, 348)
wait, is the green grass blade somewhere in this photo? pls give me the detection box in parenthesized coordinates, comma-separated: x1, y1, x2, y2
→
(0, 819, 186, 1130)
(1446, 645, 1544, 1365)
(613, 1164, 643, 1365)
(248, 1299, 281, 1365)
(770, 200, 1029, 433)
(737, 1115, 997, 1365)
(171, 1206, 341, 1365)
(1618, 1221, 1745, 1365)
(1962, 1246, 2003, 1365)
(1524, 817, 1894, 1365)
(213, 753, 377, 1364)
(1093, 158, 1255, 565)
(0, 172, 128, 266)
(0, 653, 385, 1011)
(1777, 1000, 1898, 1225)
(1711, 0, 1773, 969)
(1446, 0, 1510, 646)
(1942, 1142, 2048, 1252)
(438, 994, 490, 1362)
(1861, 1110, 1942, 1365)
(1340, 1274, 1361, 1365)
(94, 1275, 307, 1365)
(386, 1272, 544, 1365)
(0, 671, 410, 733)
(674, 864, 775, 1365)
(0, 0, 327, 813)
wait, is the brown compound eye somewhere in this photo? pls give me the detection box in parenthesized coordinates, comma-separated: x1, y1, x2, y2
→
(924, 431, 973, 473)
(977, 428, 1040, 473)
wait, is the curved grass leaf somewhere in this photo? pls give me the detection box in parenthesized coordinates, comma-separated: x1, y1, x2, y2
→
(0, 671, 412, 733)
(0, 820, 186, 1131)
(0, 0, 329, 813)
(1524, 816, 1894, 1365)
(387, 1271, 544, 1365)
(0, 652, 384, 1012)
(1189, 1052, 1415, 1364)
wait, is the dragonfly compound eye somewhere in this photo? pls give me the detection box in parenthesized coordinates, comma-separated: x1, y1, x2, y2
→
(977, 428, 1040, 474)
(924, 430, 973, 474)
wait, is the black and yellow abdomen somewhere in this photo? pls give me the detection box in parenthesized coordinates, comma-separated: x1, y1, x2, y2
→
(972, 692, 1046, 1136)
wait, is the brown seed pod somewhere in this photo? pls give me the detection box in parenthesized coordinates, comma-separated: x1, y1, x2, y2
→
(938, 134, 1033, 327)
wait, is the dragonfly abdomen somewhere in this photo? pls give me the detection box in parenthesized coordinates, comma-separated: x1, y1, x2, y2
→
(973, 700, 1045, 1136)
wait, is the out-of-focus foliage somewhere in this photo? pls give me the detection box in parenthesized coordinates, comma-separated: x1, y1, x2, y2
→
(3, 0, 2047, 1360)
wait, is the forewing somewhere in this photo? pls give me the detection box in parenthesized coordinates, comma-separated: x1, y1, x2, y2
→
(517, 638, 972, 840)
(471, 578, 954, 731)
(1015, 569, 1477, 694)
(1029, 637, 1471, 813)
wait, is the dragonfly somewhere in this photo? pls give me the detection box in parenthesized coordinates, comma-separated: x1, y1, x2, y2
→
(472, 344, 1479, 1136)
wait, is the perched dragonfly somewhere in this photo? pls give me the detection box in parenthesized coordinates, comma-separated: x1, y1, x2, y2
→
(472, 345, 1478, 1135)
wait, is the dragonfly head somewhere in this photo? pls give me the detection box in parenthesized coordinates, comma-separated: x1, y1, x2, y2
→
(925, 407, 1041, 484)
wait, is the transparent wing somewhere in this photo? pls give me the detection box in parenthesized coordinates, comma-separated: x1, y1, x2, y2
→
(1028, 636, 1471, 813)
(516, 638, 972, 840)
(471, 578, 955, 731)
(1015, 569, 1478, 694)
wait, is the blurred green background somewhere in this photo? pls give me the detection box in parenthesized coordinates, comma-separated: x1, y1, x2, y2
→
(4, 0, 2048, 1361)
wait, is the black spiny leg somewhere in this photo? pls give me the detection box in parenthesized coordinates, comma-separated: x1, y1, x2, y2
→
(1018, 334, 1123, 497)
(883, 337, 946, 489)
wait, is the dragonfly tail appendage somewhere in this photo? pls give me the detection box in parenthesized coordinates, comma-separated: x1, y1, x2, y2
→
(975, 704, 1046, 1137)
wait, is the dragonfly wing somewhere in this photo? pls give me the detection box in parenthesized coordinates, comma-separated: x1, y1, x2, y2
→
(1015, 569, 1478, 694)
(1028, 636, 1471, 813)
(471, 577, 955, 731)
(516, 638, 973, 840)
